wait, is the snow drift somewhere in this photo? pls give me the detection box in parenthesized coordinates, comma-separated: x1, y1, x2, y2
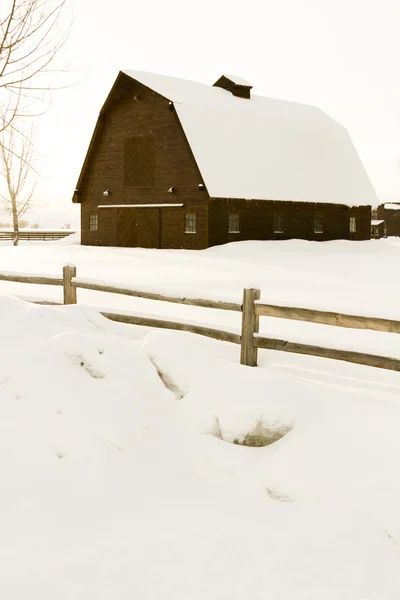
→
(0, 296, 400, 599)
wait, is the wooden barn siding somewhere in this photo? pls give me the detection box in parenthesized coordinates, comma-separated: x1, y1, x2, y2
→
(80, 75, 208, 249)
(208, 199, 371, 246)
(376, 205, 400, 237)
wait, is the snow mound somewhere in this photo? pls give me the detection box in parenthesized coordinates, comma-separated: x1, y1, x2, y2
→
(140, 330, 296, 447)
(1, 298, 400, 599)
(47, 231, 80, 245)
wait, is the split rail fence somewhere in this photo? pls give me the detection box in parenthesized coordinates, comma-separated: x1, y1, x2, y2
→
(0, 230, 76, 241)
(0, 265, 399, 372)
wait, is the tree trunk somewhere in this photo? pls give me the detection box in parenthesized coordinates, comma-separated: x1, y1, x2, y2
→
(12, 202, 19, 246)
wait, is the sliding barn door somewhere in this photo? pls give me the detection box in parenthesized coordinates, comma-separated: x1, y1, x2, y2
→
(117, 209, 137, 247)
(135, 208, 160, 248)
(117, 208, 160, 248)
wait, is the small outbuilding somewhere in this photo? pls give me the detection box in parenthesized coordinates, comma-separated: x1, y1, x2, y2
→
(73, 70, 378, 249)
(371, 220, 386, 239)
(376, 204, 400, 237)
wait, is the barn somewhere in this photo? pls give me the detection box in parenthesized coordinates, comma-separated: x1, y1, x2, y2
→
(73, 70, 377, 248)
(376, 203, 400, 237)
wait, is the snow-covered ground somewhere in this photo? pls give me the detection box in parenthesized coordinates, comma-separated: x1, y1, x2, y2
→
(0, 238, 400, 598)
(0, 236, 399, 359)
(0, 296, 400, 599)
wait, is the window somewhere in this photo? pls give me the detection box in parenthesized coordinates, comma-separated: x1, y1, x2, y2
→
(350, 217, 357, 233)
(273, 212, 284, 233)
(185, 213, 197, 233)
(89, 214, 98, 231)
(124, 136, 155, 187)
(314, 214, 323, 234)
(228, 212, 240, 233)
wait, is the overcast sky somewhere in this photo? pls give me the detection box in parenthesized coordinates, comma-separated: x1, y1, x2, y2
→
(34, 0, 400, 217)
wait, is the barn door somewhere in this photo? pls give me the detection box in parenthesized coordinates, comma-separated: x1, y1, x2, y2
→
(135, 208, 160, 248)
(117, 208, 160, 248)
(117, 209, 137, 247)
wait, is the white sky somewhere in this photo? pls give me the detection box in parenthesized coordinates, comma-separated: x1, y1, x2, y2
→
(34, 0, 400, 217)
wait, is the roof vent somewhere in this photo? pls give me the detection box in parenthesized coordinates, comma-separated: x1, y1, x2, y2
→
(213, 75, 253, 99)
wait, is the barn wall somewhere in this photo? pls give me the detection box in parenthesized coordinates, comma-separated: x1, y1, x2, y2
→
(208, 199, 371, 246)
(79, 74, 208, 249)
(376, 205, 400, 237)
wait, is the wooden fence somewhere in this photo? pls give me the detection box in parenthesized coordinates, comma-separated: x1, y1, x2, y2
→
(0, 230, 76, 241)
(0, 264, 399, 372)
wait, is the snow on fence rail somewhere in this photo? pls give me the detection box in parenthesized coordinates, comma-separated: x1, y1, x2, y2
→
(0, 265, 399, 372)
(73, 277, 242, 312)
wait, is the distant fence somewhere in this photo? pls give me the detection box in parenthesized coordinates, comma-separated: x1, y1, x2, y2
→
(0, 229, 76, 241)
(0, 265, 399, 372)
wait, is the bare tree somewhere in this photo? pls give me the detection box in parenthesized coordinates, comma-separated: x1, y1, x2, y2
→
(0, 106, 37, 245)
(0, 1, 71, 244)
(0, 0, 70, 128)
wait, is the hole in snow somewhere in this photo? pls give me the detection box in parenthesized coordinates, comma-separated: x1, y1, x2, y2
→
(213, 418, 292, 448)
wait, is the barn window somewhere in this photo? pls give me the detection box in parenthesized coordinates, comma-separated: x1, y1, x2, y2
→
(350, 217, 357, 233)
(273, 213, 284, 233)
(314, 214, 323, 233)
(228, 213, 240, 233)
(89, 214, 98, 231)
(185, 213, 197, 233)
(124, 136, 155, 187)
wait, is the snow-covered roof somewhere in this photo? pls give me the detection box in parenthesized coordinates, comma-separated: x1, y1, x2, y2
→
(383, 203, 400, 211)
(122, 70, 378, 207)
(221, 74, 252, 86)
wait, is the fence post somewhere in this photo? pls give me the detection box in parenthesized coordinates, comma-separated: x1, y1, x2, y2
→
(63, 265, 77, 305)
(240, 288, 261, 366)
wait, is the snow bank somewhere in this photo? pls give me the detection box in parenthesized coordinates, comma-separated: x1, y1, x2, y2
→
(47, 231, 81, 245)
(1, 297, 400, 598)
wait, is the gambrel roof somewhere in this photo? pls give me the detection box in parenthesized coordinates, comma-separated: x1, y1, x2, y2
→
(75, 70, 379, 207)
(122, 70, 377, 207)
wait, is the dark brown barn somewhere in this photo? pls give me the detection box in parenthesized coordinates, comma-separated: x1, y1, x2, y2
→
(376, 203, 400, 237)
(73, 71, 377, 248)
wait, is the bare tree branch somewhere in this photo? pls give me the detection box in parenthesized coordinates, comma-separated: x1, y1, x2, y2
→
(0, 87, 38, 245)
(0, 0, 71, 128)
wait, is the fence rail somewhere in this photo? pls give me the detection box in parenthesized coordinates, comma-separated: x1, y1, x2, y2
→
(0, 272, 63, 286)
(74, 277, 242, 312)
(254, 336, 398, 372)
(0, 230, 76, 241)
(101, 311, 242, 344)
(255, 302, 400, 334)
(0, 264, 399, 372)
